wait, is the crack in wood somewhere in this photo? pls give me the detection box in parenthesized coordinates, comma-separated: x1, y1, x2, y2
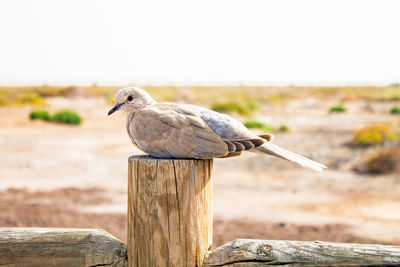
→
(165, 165, 171, 266)
(172, 160, 181, 241)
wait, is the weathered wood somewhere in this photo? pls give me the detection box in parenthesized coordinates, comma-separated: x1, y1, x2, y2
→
(0, 227, 127, 267)
(128, 155, 213, 267)
(203, 239, 400, 266)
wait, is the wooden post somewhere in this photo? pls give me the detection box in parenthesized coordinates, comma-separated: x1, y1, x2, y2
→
(127, 156, 213, 267)
(0, 227, 127, 267)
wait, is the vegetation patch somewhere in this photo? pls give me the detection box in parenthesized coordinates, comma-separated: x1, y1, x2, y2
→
(50, 110, 82, 125)
(16, 92, 45, 106)
(244, 120, 289, 132)
(211, 101, 260, 116)
(329, 104, 347, 113)
(0, 95, 9, 106)
(390, 106, 400, 114)
(107, 95, 115, 105)
(353, 124, 398, 146)
(267, 93, 292, 104)
(362, 147, 400, 174)
(29, 109, 82, 125)
(29, 109, 50, 121)
(277, 124, 290, 132)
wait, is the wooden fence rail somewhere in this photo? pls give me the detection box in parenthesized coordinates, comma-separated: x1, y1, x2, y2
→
(0, 228, 127, 267)
(2, 156, 400, 266)
(2, 228, 400, 266)
(203, 239, 400, 266)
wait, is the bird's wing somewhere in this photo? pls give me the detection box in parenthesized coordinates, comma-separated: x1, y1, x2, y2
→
(129, 104, 230, 159)
(259, 134, 274, 142)
(190, 105, 258, 140)
(179, 105, 266, 157)
(129, 104, 266, 159)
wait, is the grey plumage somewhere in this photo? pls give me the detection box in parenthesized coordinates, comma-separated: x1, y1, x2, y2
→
(109, 87, 327, 172)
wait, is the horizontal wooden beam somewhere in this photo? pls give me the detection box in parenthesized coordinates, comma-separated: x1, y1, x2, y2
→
(0, 227, 127, 267)
(204, 239, 400, 266)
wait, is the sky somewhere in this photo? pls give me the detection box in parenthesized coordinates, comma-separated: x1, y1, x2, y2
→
(0, 0, 399, 85)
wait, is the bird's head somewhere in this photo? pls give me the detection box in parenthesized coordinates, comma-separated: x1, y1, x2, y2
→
(108, 87, 155, 115)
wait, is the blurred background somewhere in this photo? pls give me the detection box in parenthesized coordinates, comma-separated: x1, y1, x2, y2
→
(1, 0, 400, 247)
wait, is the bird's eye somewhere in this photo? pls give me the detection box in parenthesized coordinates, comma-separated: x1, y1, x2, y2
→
(127, 95, 133, 102)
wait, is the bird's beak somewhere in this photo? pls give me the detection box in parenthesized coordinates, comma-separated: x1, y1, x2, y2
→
(108, 103, 123, 116)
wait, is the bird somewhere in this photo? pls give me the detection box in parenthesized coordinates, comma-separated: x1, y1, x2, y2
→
(108, 87, 327, 172)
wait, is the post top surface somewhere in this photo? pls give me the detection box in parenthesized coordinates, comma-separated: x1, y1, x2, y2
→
(129, 155, 212, 162)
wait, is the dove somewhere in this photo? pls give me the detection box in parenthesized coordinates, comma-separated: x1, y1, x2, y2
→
(108, 87, 327, 172)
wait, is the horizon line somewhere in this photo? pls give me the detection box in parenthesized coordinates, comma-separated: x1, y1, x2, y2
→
(0, 81, 398, 87)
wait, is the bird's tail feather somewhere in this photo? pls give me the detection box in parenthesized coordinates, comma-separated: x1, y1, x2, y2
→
(254, 142, 327, 172)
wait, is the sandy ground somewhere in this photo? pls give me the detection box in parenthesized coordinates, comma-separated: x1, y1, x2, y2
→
(1, 95, 400, 247)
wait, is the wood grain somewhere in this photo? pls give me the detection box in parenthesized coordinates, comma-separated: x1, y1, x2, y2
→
(0, 227, 127, 267)
(204, 238, 400, 266)
(128, 155, 213, 267)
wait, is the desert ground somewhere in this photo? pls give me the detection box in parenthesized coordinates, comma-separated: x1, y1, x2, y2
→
(0, 86, 399, 247)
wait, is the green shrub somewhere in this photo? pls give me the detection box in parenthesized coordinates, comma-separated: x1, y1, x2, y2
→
(390, 106, 400, 114)
(329, 104, 347, 113)
(353, 124, 398, 146)
(278, 124, 290, 132)
(29, 109, 50, 121)
(50, 110, 82, 125)
(245, 101, 261, 111)
(244, 121, 290, 132)
(211, 101, 260, 116)
(16, 92, 45, 106)
(244, 120, 275, 132)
